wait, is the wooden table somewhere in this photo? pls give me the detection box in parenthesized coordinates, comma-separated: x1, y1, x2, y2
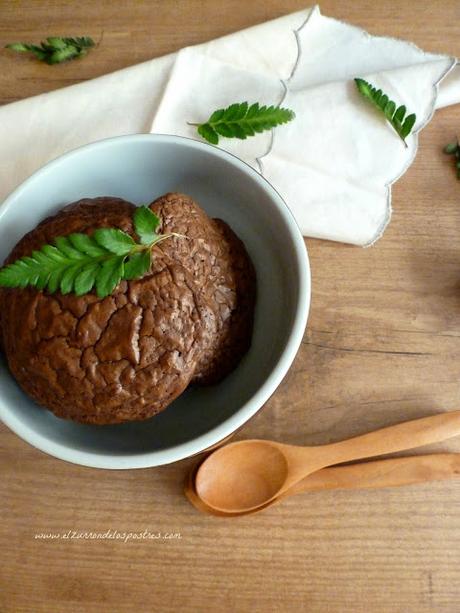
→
(1, 2, 460, 611)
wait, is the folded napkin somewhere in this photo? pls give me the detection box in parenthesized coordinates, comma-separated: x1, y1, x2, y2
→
(1, 5, 458, 245)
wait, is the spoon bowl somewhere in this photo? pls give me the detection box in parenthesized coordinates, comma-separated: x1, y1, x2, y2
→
(195, 440, 289, 511)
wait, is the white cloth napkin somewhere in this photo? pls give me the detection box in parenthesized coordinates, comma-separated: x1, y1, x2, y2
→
(1, 5, 458, 246)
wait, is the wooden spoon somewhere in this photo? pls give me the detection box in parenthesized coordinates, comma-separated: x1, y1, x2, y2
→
(186, 453, 460, 517)
(195, 410, 460, 513)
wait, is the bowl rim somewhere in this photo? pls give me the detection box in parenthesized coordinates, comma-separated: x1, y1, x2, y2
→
(0, 133, 311, 469)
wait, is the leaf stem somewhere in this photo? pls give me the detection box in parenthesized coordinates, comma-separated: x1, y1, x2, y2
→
(96, 30, 104, 47)
(398, 134, 408, 148)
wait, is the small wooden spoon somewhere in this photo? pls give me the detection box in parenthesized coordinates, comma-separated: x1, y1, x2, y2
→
(186, 453, 460, 517)
(195, 410, 460, 513)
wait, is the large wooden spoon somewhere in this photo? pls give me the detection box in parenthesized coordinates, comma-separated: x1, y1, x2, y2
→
(186, 453, 460, 516)
(195, 410, 460, 513)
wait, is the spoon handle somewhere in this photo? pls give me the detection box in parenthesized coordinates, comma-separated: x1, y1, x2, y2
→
(319, 410, 460, 466)
(286, 453, 460, 496)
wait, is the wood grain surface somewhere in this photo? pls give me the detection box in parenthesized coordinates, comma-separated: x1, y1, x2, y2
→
(1, 1, 460, 612)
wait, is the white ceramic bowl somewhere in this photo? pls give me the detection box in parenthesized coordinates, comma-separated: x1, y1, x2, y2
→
(0, 134, 310, 468)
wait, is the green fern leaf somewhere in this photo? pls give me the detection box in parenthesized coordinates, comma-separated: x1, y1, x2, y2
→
(191, 101, 295, 144)
(354, 78, 417, 147)
(5, 36, 95, 64)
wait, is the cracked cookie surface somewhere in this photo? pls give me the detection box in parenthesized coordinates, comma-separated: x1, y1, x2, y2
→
(0, 194, 256, 424)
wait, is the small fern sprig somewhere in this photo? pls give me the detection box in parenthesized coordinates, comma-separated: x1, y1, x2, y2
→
(5, 36, 95, 64)
(0, 207, 182, 299)
(189, 101, 295, 145)
(354, 78, 416, 147)
(443, 138, 460, 179)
